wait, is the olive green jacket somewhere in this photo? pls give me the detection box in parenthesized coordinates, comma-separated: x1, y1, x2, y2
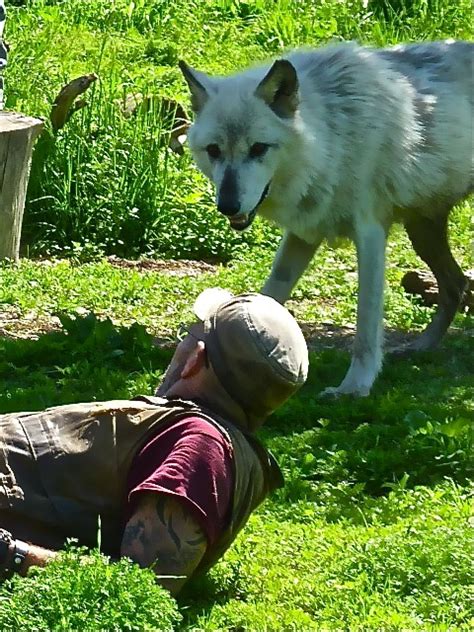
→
(0, 396, 283, 571)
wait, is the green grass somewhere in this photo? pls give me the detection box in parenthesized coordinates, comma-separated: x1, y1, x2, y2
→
(1, 0, 473, 630)
(0, 252, 472, 630)
(184, 484, 472, 630)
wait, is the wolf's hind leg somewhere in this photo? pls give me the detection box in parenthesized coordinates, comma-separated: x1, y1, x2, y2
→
(398, 210, 468, 352)
(262, 231, 321, 304)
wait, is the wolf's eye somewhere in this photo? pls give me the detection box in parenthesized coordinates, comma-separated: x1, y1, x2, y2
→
(249, 143, 269, 159)
(206, 144, 221, 159)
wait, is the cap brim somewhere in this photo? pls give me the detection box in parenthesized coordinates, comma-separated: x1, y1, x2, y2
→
(193, 287, 234, 321)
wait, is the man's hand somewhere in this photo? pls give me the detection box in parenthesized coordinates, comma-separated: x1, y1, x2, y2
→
(120, 492, 207, 595)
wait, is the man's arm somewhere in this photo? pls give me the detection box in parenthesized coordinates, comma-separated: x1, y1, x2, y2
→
(120, 492, 207, 595)
(18, 543, 57, 574)
(1, 493, 206, 589)
(0, 536, 57, 577)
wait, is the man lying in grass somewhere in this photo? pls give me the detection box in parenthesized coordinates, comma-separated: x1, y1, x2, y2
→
(0, 289, 307, 595)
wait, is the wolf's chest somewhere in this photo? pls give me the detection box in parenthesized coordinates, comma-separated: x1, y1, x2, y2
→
(258, 193, 353, 244)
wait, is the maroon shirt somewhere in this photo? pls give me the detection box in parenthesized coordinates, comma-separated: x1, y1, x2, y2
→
(125, 416, 234, 545)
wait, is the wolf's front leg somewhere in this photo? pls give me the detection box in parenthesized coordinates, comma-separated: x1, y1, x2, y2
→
(262, 231, 321, 304)
(323, 221, 387, 397)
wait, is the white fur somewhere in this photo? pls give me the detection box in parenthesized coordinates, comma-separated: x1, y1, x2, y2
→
(183, 40, 473, 397)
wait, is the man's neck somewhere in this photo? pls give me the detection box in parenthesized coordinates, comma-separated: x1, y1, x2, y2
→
(193, 392, 248, 430)
(165, 376, 249, 431)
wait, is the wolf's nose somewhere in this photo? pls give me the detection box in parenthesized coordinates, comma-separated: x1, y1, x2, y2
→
(218, 202, 240, 217)
(218, 166, 240, 216)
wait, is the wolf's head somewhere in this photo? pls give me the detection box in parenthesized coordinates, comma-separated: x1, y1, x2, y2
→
(179, 59, 299, 230)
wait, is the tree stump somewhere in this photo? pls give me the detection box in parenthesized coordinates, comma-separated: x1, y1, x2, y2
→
(0, 112, 43, 262)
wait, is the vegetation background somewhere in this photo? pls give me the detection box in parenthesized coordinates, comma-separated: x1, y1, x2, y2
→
(0, 0, 472, 630)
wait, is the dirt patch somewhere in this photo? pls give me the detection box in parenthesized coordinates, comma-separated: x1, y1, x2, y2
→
(301, 321, 471, 353)
(301, 322, 356, 352)
(0, 305, 62, 340)
(301, 322, 417, 353)
(2, 256, 470, 347)
(106, 255, 218, 276)
(1, 303, 458, 351)
(0, 256, 219, 339)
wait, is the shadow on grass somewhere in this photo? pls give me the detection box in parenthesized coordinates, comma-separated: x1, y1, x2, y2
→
(0, 312, 172, 413)
(1, 313, 472, 620)
(262, 320, 473, 505)
(1, 313, 472, 497)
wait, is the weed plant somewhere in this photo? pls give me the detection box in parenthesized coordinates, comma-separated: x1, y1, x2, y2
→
(0, 546, 181, 631)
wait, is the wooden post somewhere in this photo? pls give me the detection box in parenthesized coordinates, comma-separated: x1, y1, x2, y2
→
(0, 112, 43, 261)
(0, 0, 6, 110)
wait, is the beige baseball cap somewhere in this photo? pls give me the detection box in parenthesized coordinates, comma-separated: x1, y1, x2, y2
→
(193, 288, 308, 432)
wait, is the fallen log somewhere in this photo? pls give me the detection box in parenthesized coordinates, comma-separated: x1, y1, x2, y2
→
(402, 269, 473, 313)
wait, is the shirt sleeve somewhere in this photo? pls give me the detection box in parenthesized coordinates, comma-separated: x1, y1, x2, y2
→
(125, 416, 234, 546)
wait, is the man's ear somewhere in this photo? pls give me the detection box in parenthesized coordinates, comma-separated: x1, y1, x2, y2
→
(179, 60, 211, 114)
(255, 59, 299, 118)
(181, 341, 207, 378)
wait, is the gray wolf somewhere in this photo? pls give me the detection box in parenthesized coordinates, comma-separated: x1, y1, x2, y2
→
(179, 40, 473, 397)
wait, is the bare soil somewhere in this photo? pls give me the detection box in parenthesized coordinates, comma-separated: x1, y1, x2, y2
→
(0, 304, 62, 340)
(0, 301, 433, 352)
(0, 257, 217, 340)
(106, 255, 218, 276)
(1, 259, 470, 350)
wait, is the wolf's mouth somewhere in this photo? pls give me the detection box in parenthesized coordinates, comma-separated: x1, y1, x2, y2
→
(229, 182, 271, 232)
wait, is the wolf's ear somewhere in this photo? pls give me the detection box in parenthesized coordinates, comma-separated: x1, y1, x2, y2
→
(179, 60, 210, 114)
(255, 59, 299, 118)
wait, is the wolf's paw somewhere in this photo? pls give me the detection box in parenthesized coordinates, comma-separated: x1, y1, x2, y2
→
(319, 384, 370, 399)
(320, 358, 378, 399)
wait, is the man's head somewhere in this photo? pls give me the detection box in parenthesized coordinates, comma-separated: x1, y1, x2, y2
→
(157, 289, 308, 431)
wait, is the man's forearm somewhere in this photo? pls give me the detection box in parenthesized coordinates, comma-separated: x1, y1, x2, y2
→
(121, 493, 207, 595)
(17, 542, 57, 576)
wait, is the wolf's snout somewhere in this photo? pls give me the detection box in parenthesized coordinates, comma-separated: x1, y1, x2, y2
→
(217, 204, 240, 217)
(217, 166, 240, 216)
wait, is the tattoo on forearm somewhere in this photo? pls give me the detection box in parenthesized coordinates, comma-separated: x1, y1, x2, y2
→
(187, 533, 206, 546)
(155, 495, 166, 525)
(167, 514, 181, 551)
(122, 495, 207, 591)
(156, 497, 182, 550)
(122, 519, 146, 549)
(179, 503, 206, 545)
